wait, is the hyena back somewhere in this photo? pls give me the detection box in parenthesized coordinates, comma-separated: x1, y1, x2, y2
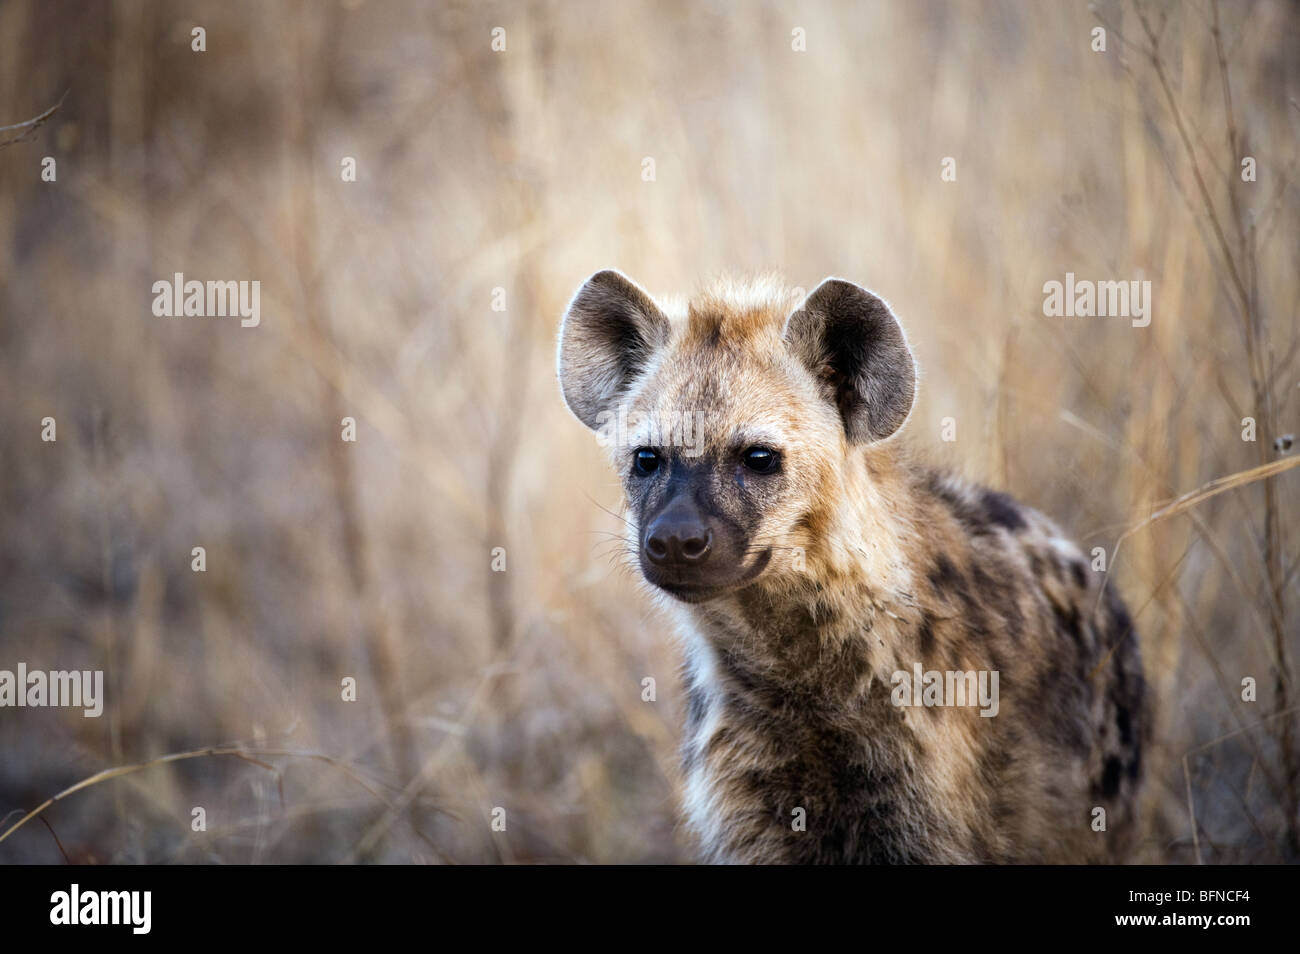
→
(557, 270, 1149, 863)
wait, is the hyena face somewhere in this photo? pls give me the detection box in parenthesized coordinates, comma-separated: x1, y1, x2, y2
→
(557, 270, 917, 603)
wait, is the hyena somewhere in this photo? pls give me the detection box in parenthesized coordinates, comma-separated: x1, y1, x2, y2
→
(557, 270, 1149, 863)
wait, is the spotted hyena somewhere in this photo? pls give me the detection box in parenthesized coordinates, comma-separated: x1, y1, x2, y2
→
(556, 270, 1149, 863)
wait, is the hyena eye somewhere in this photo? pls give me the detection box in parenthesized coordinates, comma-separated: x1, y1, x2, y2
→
(742, 446, 779, 473)
(633, 448, 661, 476)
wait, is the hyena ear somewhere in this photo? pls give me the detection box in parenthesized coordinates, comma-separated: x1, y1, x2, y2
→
(784, 278, 918, 443)
(557, 269, 671, 430)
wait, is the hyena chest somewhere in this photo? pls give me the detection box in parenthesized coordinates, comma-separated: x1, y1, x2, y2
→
(681, 675, 962, 864)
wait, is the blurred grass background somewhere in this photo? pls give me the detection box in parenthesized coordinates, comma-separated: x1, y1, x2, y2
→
(0, 0, 1297, 863)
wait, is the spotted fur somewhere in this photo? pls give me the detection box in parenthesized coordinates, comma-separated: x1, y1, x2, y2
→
(558, 270, 1150, 863)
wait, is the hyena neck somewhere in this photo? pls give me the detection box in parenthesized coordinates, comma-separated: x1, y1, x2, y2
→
(672, 449, 946, 862)
(680, 446, 919, 708)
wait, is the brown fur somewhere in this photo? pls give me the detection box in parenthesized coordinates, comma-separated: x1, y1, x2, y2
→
(558, 271, 1150, 863)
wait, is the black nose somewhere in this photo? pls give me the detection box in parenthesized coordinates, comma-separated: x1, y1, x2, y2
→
(644, 511, 713, 567)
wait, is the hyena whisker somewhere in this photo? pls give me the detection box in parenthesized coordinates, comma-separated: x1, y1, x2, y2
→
(592, 540, 639, 563)
(584, 493, 639, 532)
(585, 529, 632, 547)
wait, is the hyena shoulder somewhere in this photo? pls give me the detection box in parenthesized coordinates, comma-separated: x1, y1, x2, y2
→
(910, 467, 1150, 853)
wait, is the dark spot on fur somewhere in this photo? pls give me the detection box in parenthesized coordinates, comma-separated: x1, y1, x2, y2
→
(1070, 560, 1088, 589)
(948, 497, 990, 535)
(699, 318, 724, 350)
(1101, 756, 1122, 798)
(968, 561, 997, 597)
(917, 613, 936, 657)
(930, 553, 961, 590)
(969, 561, 1025, 643)
(925, 472, 995, 536)
(1116, 705, 1132, 747)
(929, 553, 966, 594)
(982, 490, 1027, 531)
(1054, 603, 1084, 648)
(1106, 586, 1134, 641)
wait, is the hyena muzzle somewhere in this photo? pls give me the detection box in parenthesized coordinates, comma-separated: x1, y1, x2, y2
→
(557, 270, 1150, 863)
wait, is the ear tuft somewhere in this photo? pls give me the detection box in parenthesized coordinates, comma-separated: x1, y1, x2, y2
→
(784, 279, 917, 443)
(557, 270, 671, 430)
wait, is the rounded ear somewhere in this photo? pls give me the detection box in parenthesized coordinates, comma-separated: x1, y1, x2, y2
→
(783, 278, 918, 443)
(557, 269, 671, 430)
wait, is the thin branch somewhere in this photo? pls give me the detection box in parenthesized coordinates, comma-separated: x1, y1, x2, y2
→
(1133, 3, 1252, 329)
(1095, 455, 1300, 619)
(1182, 705, 1300, 865)
(0, 90, 68, 148)
(0, 744, 445, 862)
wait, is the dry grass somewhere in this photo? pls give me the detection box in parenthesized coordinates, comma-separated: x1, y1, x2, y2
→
(0, 0, 1296, 863)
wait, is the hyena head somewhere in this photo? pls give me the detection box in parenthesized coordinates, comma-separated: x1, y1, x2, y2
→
(557, 269, 917, 604)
